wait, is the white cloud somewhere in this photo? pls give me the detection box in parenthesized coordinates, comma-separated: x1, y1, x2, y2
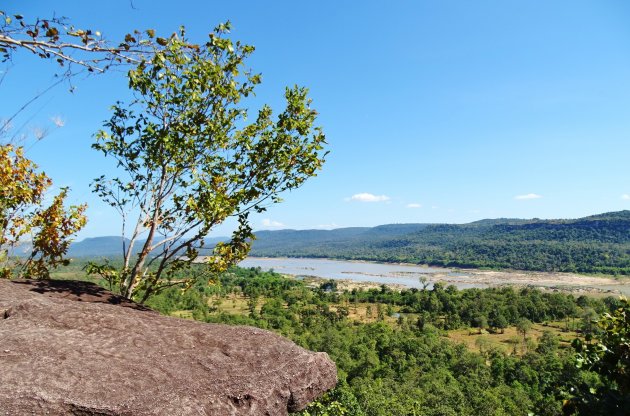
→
(406, 203, 422, 208)
(51, 116, 65, 127)
(347, 193, 390, 202)
(514, 193, 542, 200)
(262, 219, 284, 227)
(622, 194, 630, 201)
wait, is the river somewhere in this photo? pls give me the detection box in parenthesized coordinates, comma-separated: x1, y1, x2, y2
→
(238, 257, 630, 295)
(239, 257, 487, 290)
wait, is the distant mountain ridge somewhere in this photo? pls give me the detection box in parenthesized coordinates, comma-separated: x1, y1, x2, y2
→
(69, 236, 131, 257)
(67, 211, 630, 274)
(248, 210, 630, 274)
(67, 236, 226, 258)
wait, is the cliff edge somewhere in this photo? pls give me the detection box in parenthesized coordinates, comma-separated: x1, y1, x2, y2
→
(0, 279, 337, 415)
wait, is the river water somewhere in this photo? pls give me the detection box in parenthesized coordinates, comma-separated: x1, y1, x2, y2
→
(238, 257, 486, 290)
(238, 257, 630, 295)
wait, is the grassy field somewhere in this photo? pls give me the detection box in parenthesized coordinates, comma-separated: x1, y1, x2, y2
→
(208, 294, 253, 315)
(446, 320, 580, 355)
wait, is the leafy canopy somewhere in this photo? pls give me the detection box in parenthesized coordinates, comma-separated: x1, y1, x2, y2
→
(569, 297, 630, 414)
(0, 145, 87, 278)
(91, 23, 327, 301)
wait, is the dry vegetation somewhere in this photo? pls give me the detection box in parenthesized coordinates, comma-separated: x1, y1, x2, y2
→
(446, 321, 580, 355)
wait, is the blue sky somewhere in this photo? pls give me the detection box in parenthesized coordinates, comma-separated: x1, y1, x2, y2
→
(3, 1, 630, 239)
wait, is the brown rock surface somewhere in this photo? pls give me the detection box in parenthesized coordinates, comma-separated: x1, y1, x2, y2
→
(0, 279, 337, 415)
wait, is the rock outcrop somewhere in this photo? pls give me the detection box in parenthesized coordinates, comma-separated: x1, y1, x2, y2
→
(0, 279, 337, 415)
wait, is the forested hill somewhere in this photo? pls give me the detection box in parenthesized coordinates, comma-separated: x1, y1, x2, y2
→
(249, 211, 630, 274)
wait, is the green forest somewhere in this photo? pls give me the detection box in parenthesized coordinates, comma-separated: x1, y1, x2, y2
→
(122, 264, 629, 416)
(249, 211, 630, 275)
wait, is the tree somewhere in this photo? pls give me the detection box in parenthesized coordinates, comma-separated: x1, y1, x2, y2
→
(1, 11, 161, 279)
(568, 297, 630, 415)
(416, 312, 428, 331)
(419, 275, 430, 290)
(297, 384, 365, 416)
(516, 318, 533, 341)
(91, 23, 326, 301)
(376, 303, 385, 321)
(581, 307, 599, 342)
(494, 314, 509, 334)
(536, 330, 559, 355)
(473, 314, 488, 334)
(0, 145, 86, 278)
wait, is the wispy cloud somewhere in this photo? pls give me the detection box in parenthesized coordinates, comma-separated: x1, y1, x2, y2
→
(514, 193, 542, 200)
(32, 126, 48, 140)
(262, 219, 284, 227)
(406, 203, 422, 208)
(622, 194, 630, 201)
(347, 193, 390, 202)
(51, 116, 65, 127)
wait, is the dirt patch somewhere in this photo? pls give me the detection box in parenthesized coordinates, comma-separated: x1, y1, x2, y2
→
(434, 269, 627, 295)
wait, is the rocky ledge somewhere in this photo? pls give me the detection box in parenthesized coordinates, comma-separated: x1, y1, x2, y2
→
(0, 279, 336, 415)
